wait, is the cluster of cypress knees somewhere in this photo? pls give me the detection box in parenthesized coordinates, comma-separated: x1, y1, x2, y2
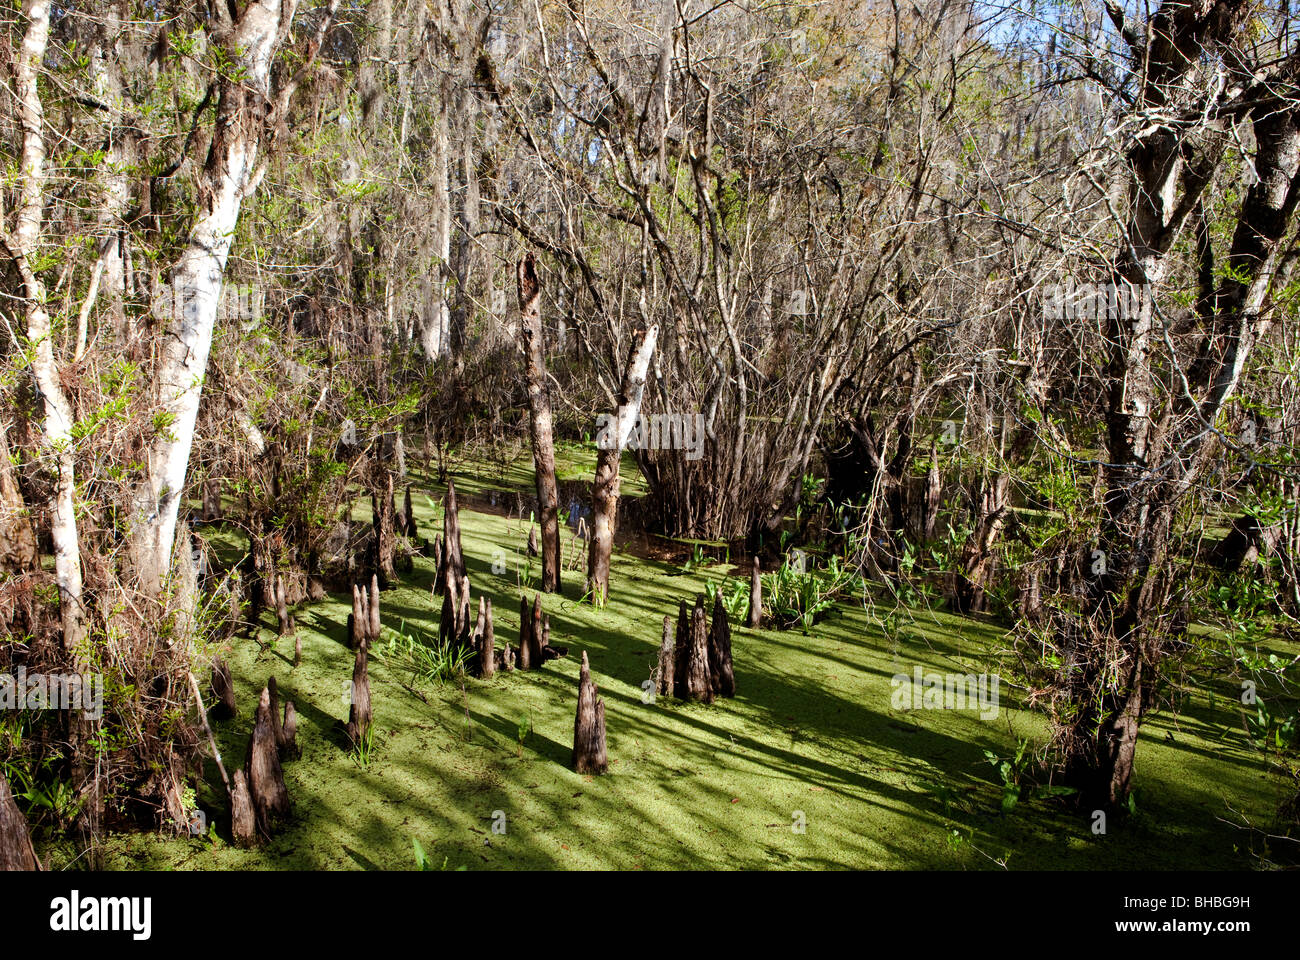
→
(193, 477, 742, 846)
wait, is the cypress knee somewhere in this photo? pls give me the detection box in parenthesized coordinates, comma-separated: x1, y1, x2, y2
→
(478, 596, 496, 678)
(572, 651, 608, 775)
(683, 595, 713, 703)
(246, 687, 290, 835)
(517, 594, 533, 670)
(211, 656, 237, 721)
(281, 701, 300, 761)
(229, 768, 257, 848)
(673, 598, 691, 698)
(709, 592, 735, 697)
(346, 635, 372, 748)
(656, 615, 675, 697)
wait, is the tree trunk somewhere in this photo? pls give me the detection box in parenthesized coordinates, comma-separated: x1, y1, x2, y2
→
(6, 0, 84, 651)
(0, 771, 39, 871)
(128, 0, 331, 593)
(517, 253, 562, 592)
(0, 424, 37, 573)
(748, 556, 762, 628)
(588, 323, 659, 604)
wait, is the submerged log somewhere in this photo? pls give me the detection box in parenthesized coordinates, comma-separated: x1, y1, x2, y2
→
(656, 615, 675, 697)
(229, 768, 257, 848)
(571, 651, 608, 775)
(211, 656, 238, 721)
(0, 771, 38, 871)
(709, 593, 735, 697)
(748, 556, 763, 628)
(246, 687, 291, 836)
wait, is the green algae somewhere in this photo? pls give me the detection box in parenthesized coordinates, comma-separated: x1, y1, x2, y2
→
(69, 467, 1295, 871)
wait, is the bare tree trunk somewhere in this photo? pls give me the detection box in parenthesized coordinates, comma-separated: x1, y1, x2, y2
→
(3, 0, 84, 651)
(748, 556, 762, 628)
(0, 423, 38, 573)
(0, 771, 39, 871)
(517, 254, 562, 592)
(588, 324, 659, 604)
(128, 0, 335, 594)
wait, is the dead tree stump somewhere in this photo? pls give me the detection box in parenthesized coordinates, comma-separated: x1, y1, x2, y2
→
(656, 615, 675, 697)
(527, 525, 539, 557)
(709, 592, 736, 697)
(0, 771, 38, 870)
(748, 556, 763, 628)
(246, 687, 291, 836)
(230, 768, 256, 848)
(211, 656, 238, 720)
(571, 651, 608, 775)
